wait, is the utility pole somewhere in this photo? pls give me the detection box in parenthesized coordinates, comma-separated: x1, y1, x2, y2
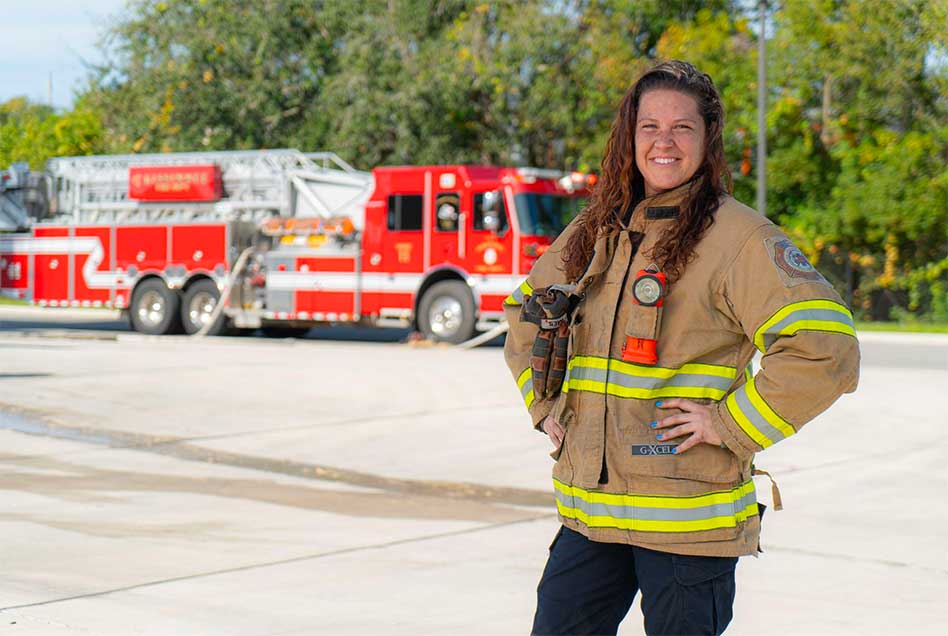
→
(757, 0, 768, 217)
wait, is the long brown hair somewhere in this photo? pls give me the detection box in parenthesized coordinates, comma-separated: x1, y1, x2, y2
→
(562, 60, 732, 283)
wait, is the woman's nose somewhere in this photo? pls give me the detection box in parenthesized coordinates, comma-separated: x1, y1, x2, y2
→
(655, 130, 675, 147)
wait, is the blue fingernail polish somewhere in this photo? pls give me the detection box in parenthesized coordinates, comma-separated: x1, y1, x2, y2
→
(650, 421, 657, 428)
(672, 448, 678, 454)
(655, 401, 663, 407)
(656, 434, 663, 440)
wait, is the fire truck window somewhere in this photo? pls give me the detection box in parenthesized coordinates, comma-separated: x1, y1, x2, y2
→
(435, 193, 460, 232)
(474, 191, 508, 233)
(387, 195, 423, 231)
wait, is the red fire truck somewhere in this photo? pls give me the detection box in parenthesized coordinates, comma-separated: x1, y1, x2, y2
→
(0, 150, 591, 342)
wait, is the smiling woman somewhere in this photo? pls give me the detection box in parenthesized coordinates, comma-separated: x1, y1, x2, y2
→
(634, 89, 706, 196)
(502, 60, 860, 636)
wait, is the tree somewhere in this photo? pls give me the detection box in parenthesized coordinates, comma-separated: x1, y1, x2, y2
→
(0, 98, 104, 169)
(83, 0, 355, 153)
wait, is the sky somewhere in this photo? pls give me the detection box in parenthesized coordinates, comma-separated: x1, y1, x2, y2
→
(0, 0, 128, 109)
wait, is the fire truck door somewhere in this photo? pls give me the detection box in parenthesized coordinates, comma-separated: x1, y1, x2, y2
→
(466, 189, 513, 278)
(430, 186, 461, 267)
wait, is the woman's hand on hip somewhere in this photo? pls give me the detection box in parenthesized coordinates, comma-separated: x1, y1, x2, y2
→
(653, 398, 723, 453)
(542, 415, 564, 449)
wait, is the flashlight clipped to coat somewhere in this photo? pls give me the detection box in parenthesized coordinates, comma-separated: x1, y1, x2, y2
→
(621, 266, 667, 366)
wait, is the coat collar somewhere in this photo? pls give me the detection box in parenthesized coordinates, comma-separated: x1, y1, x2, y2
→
(623, 181, 696, 232)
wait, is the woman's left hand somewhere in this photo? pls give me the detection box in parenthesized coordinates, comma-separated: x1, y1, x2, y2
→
(653, 398, 723, 454)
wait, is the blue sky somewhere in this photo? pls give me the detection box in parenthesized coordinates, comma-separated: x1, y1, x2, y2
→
(0, 0, 127, 109)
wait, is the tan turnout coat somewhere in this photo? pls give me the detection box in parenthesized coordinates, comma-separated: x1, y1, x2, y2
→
(503, 184, 860, 556)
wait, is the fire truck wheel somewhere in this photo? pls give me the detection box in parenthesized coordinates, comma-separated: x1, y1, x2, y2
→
(418, 280, 476, 344)
(129, 279, 183, 336)
(182, 279, 227, 336)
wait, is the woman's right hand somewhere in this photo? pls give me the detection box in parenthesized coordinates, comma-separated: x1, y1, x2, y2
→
(542, 415, 565, 449)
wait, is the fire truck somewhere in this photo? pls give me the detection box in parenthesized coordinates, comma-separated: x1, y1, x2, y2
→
(0, 150, 591, 342)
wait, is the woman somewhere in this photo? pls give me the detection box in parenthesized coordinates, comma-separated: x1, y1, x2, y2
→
(503, 60, 860, 635)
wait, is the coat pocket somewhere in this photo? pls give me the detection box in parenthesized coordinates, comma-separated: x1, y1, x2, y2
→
(549, 406, 574, 461)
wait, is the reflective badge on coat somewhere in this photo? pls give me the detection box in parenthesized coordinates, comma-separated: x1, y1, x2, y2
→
(632, 444, 679, 456)
(765, 237, 829, 288)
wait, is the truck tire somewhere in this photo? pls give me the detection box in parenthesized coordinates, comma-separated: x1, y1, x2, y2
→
(417, 280, 476, 344)
(129, 278, 182, 335)
(181, 279, 227, 336)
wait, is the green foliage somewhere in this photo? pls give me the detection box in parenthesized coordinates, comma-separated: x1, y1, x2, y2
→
(0, 98, 104, 169)
(2, 0, 945, 318)
(82, 0, 357, 152)
(790, 128, 948, 320)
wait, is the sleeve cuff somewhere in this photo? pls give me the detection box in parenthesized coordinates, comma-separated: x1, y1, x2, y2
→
(711, 401, 758, 462)
(529, 398, 557, 433)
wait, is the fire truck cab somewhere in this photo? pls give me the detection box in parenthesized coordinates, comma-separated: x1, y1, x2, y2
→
(0, 150, 591, 342)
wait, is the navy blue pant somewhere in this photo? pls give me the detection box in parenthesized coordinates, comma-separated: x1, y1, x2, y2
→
(532, 527, 737, 635)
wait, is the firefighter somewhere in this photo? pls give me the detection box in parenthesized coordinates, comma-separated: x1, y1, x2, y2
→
(503, 60, 860, 636)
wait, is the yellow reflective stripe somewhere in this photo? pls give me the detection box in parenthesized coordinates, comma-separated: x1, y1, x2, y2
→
(504, 279, 534, 306)
(753, 299, 856, 352)
(744, 364, 753, 381)
(553, 478, 758, 533)
(561, 355, 737, 400)
(553, 479, 754, 508)
(725, 376, 796, 448)
(726, 392, 773, 448)
(517, 367, 535, 408)
(744, 376, 796, 439)
(570, 355, 736, 380)
(556, 500, 759, 533)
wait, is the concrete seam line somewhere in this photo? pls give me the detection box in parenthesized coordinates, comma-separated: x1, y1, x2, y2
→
(0, 513, 557, 612)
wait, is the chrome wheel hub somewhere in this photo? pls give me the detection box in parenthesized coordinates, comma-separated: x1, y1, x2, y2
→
(429, 297, 463, 338)
(188, 291, 217, 327)
(136, 290, 165, 328)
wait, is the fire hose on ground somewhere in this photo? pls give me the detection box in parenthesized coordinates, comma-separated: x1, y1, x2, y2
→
(194, 246, 254, 338)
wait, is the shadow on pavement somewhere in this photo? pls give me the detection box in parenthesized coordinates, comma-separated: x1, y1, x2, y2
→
(0, 317, 507, 347)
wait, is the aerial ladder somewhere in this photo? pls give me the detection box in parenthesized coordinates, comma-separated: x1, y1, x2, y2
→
(43, 149, 374, 227)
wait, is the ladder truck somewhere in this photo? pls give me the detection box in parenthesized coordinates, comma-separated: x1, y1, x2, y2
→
(0, 149, 592, 342)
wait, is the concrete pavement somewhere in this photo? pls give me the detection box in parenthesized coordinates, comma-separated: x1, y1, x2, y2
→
(0, 318, 946, 634)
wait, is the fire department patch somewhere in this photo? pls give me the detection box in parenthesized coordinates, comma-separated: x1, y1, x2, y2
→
(765, 237, 828, 287)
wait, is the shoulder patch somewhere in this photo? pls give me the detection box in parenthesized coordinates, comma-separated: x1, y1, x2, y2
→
(764, 237, 829, 288)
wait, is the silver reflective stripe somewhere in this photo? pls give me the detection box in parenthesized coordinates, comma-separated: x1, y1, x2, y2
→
(732, 385, 787, 444)
(505, 280, 533, 306)
(565, 364, 606, 384)
(760, 308, 855, 350)
(521, 375, 534, 403)
(564, 361, 735, 394)
(554, 488, 757, 523)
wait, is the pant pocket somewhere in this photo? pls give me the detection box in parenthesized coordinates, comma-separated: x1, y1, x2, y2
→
(670, 554, 738, 636)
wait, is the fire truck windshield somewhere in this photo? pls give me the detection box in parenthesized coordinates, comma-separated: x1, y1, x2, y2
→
(514, 193, 585, 237)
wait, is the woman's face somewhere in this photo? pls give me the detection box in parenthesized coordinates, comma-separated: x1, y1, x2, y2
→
(634, 89, 706, 197)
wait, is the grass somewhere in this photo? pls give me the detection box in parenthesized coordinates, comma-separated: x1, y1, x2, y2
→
(0, 296, 28, 306)
(856, 321, 948, 334)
